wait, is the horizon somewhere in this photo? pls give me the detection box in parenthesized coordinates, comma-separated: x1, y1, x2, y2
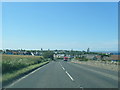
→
(0, 48, 118, 52)
(2, 2, 118, 51)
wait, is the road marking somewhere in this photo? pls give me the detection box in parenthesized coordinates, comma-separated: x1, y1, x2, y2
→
(59, 62, 74, 81)
(80, 86, 84, 89)
(62, 67, 65, 70)
(65, 71, 74, 81)
(6, 63, 49, 88)
(59, 62, 64, 69)
(60, 63, 63, 67)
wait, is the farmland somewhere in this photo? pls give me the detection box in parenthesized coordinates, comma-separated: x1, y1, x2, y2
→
(2, 55, 46, 73)
(2, 54, 49, 86)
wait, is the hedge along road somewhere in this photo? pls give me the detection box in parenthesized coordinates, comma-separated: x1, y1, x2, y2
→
(4, 60, 118, 88)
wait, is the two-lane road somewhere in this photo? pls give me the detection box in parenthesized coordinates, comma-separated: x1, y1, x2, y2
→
(4, 60, 118, 88)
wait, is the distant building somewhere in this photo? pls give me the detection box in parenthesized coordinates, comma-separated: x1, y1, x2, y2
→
(87, 48, 90, 53)
(53, 54, 65, 59)
(0, 50, 3, 54)
(41, 48, 43, 51)
(92, 55, 101, 60)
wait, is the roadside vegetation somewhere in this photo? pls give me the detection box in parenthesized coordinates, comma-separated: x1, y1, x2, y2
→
(2, 54, 50, 86)
(75, 56, 88, 61)
(2, 55, 46, 74)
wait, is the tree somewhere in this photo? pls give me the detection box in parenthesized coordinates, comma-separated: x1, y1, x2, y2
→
(42, 51, 54, 60)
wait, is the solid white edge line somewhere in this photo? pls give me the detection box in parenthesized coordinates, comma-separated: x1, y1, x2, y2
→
(65, 71, 74, 81)
(7, 63, 49, 88)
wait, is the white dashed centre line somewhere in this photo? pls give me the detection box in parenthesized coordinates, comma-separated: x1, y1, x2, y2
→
(62, 67, 65, 70)
(59, 62, 74, 82)
(65, 71, 74, 81)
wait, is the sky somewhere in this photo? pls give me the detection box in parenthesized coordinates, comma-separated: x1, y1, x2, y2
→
(1, 0, 119, 2)
(2, 2, 118, 51)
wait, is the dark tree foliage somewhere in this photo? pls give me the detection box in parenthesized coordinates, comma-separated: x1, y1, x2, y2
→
(42, 51, 54, 60)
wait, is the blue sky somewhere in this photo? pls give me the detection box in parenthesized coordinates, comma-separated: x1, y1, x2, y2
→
(2, 2, 118, 51)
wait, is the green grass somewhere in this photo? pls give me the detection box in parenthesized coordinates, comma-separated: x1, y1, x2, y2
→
(2, 54, 50, 86)
(2, 61, 49, 85)
(2, 55, 45, 74)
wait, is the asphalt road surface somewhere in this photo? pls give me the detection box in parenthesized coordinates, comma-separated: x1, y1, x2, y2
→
(5, 60, 118, 88)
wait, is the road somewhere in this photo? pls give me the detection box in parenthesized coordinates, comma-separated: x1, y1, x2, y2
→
(4, 60, 118, 88)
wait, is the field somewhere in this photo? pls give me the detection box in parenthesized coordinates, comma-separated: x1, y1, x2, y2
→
(2, 55, 46, 74)
(2, 54, 49, 85)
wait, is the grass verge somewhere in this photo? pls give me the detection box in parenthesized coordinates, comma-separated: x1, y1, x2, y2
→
(2, 61, 49, 86)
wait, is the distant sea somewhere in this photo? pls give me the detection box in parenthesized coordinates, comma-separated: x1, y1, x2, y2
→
(93, 51, 120, 55)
